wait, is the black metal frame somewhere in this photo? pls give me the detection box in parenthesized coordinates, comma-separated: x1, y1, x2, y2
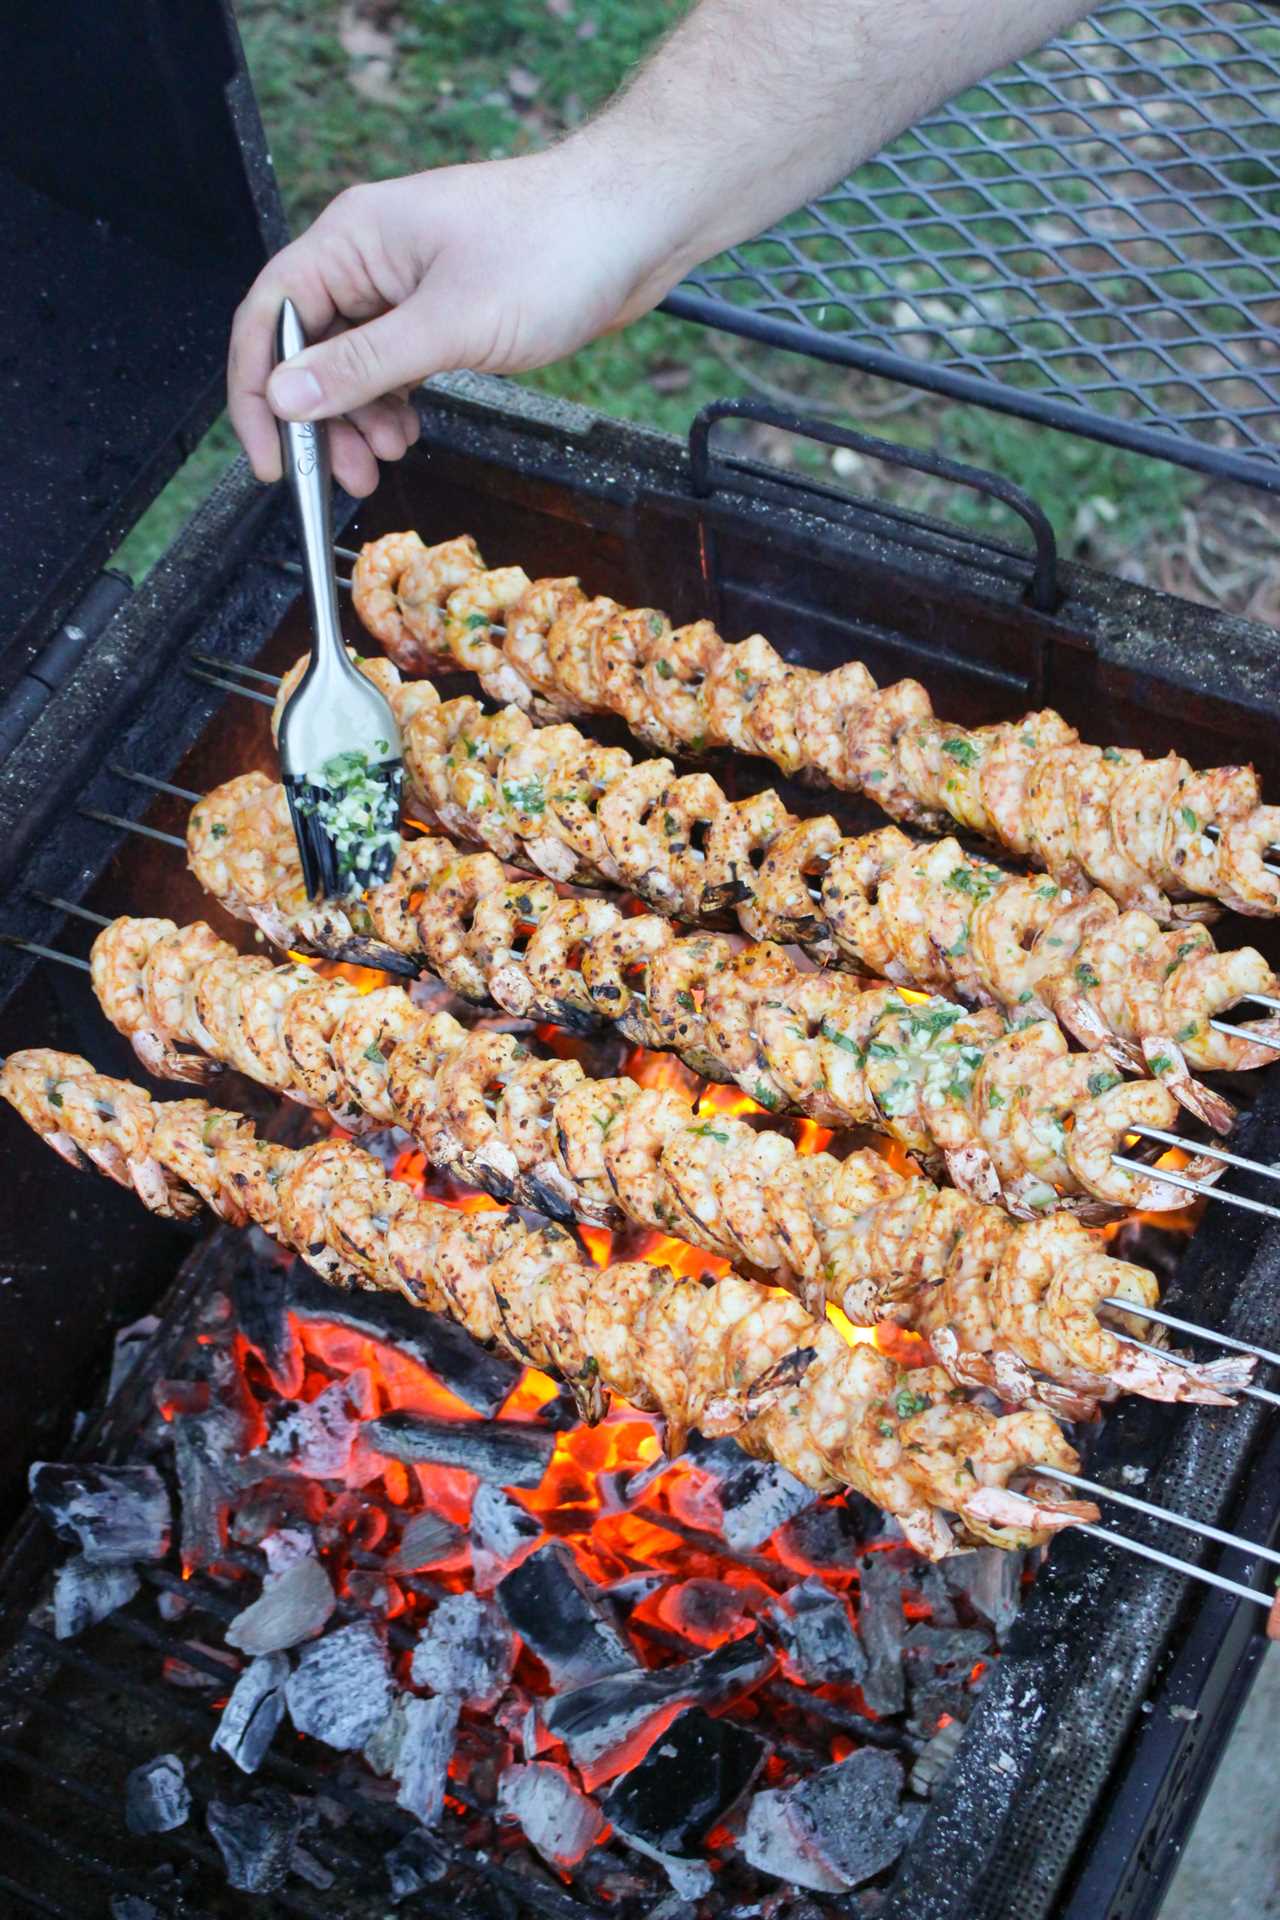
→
(665, 1, 1280, 492)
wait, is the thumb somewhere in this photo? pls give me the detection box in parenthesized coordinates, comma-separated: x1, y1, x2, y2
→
(267, 301, 438, 420)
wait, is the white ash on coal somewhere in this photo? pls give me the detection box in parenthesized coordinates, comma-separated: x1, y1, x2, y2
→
(212, 1652, 291, 1774)
(744, 1749, 916, 1892)
(385, 1508, 466, 1573)
(52, 1553, 140, 1639)
(685, 1434, 817, 1549)
(410, 1591, 516, 1708)
(769, 1575, 868, 1688)
(29, 1463, 170, 1564)
(498, 1761, 605, 1868)
(124, 1754, 190, 1835)
(285, 1617, 395, 1750)
(225, 1548, 335, 1655)
(369, 1692, 460, 1825)
(263, 1371, 370, 1477)
(469, 1482, 540, 1589)
(541, 1631, 774, 1778)
(363, 1409, 555, 1485)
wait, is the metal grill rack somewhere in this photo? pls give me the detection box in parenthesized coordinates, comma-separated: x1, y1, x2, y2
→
(663, 1, 1280, 489)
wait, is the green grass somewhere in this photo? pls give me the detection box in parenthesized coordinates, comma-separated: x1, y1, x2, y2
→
(115, 0, 1218, 582)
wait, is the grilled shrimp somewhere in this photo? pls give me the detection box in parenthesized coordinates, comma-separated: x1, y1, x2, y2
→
(415, 853, 508, 1000)
(848, 681, 939, 824)
(395, 532, 486, 670)
(794, 659, 876, 787)
(1064, 1077, 1213, 1212)
(490, 726, 592, 882)
(351, 531, 432, 661)
(142, 921, 236, 1083)
(750, 816, 842, 958)
(1161, 945, 1280, 1071)
(701, 633, 791, 754)
(444, 565, 532, 698)
(1047, 1247, 1248, 1404)
(644, 620, 721, 749)
(331, 985, 428, 1128)
(280, 976, 362, 1112)
(596, 760, 683, 911)
(187, 772, 273, 914)
(89, 916, 200, 1082)
(503, 578, 587, 714)
(523, 896, 626, 1027)
(1218, 805, 1280, 916)
(235, 963, 321, 1096)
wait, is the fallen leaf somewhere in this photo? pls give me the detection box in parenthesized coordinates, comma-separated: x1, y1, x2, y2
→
(338, 3, 402, 106)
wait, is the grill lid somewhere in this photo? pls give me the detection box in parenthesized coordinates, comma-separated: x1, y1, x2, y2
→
(0, 0, 284, 682)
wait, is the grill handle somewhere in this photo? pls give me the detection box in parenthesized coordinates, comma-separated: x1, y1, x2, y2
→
(688, 396, 1061, 613)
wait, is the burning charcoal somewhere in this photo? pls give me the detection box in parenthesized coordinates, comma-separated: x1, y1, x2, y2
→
(775, 1500, 870, 1569)
(497, 1542, 637, 1688)
(345, 1570, 403, 1614)
(788, 1750, 914, 1887)
(613, 1835, 713, 1902)
(108, 1314, 160, 1400)
(172, 1411, 241, 1568)
(943, 1545, 1025, 1640)
(226, 1553, 335, 1655)
(600, 1707, 765, 1858)
(687, 1439, 816, 1550)
(771, 1576, 868, 1688)
(29, 1463, 170, 1565)
(903, 1624, 990, 1671)
(394, 1693, 460, 1825)
(288, 1270, 519, 1415)
(285, 1619, 395, 1750)
(385, 1829, 450, 1899)
(743, 1794, 848, 1897)
(212, 1653, 291, 1775)
(542, 1632, 774, 1776)
(910, 1717, 965, 1797)
(110, 1900, 161, 1920)
(653, 1577, 753, 1647)
(52, 1554, 139, 1639)
(206, 1788, 302, 1895)
(744, 1751, 911, 1893)
(363, 1696, 409, 1777)
(363, 1412, 555, 1487)
(469, 1483, 541, 1590)
(908, 1678, 971, 1739)
(386, 1510, 466, 1573)
(857, 1552, 907, 1716)
(232, 1241, 303, 1395)
(125, 1754, 190, 1835)
(155, 1588, 190, 1624)
(410, 1593, 516, 1709)
(498, 1762, 605, 1868)
(267, 1375, 368, 1478)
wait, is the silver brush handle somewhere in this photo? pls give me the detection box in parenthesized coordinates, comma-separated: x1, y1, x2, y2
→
(275, 299, 346, 679)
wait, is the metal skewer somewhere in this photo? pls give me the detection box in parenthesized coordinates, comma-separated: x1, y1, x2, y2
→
(1105, 1300, 1280, 1373)
(1073, 1520, 1276, 1615)
(28, 894, 111, 928)
(185, 665, 276, 708)
(1039, 1463, 1280, 1569)
(0, 935, 91, 973)
(78, 808, 186, 851)
(1110, 1330, 1280, 1410)
(1109, 1154, 1280, 1224)
(188, 653, 281, 688)
(106, 765, 201, 804)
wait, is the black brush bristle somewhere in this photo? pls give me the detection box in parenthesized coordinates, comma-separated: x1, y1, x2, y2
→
(284, 761, 404, 904)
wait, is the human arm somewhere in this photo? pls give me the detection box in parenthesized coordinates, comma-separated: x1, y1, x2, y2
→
(229, 0, 1099, 495)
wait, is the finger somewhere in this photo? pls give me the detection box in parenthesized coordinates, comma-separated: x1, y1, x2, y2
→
(266, 294, 449, 422)
(227, 238, 388, 480)
(346, 397, 416, 464)
(327, 418, 381, 499)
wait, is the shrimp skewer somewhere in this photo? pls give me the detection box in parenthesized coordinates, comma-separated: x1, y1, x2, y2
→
(67, 921, 1244, 1413)
(177, 764, 1237, 1219)
(348, 532, 1280, 919)
(0, 1047, 1103, 1558)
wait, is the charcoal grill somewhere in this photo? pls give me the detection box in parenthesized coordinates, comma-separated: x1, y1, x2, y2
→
(4, 4, 1280, 1917)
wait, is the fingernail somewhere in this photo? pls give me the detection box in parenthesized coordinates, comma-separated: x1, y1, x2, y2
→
(269, 366, 324, 417)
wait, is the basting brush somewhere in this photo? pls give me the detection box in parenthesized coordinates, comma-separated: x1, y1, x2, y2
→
(273, 298, 404, 900)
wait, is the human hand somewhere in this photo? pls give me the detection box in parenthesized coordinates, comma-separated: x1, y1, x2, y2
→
(228, 142, 678, 497)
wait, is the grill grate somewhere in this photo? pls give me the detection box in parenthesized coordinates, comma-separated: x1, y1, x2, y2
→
(664, 1, 1280, 488)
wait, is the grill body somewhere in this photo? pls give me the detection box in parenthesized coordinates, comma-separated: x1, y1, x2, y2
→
(1, 375, 1279, 1917)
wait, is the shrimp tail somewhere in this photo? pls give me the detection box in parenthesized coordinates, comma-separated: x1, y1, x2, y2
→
(962, 1486, 1099, 1536)
(1107, 1345, 1251, 1406)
